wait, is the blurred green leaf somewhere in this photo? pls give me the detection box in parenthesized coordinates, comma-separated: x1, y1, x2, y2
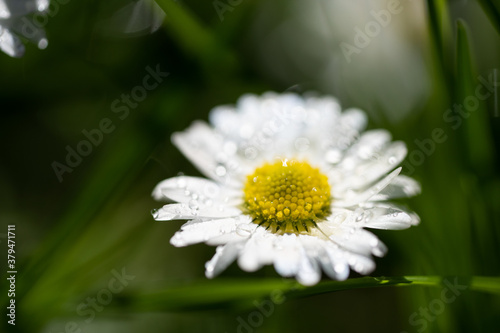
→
(155, 0, 239, 80)
(477, 0, 500, 35)
(456, 19, 495, 173)
(119, 276, 500, 312)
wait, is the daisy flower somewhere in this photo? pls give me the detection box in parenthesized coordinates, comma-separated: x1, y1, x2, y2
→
(152, 92, 420, 286)
(0, 0, 49, 57)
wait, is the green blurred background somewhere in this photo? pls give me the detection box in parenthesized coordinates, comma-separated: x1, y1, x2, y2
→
(1, 0, 500, 332)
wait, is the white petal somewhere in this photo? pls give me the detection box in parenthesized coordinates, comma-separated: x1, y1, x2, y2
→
(346, 252, 376, 275)
(153, 203, 241, 221)
(362, 204, 420, 230)
(152, 176, 241, 206)
(169, 216, 249, 247)
(237, 228, 274, 272)
(209, 105, 239, 136)
(327, 227, 387, 257)
(322, 243, 350, 280)
(328, 203, 419, 230)
(205, 242, 243, 278)
(370, 175, 421, 200)
(364, 212, 420, 230)
(172, 121, 244, 186)
(296, 251, 321, 286)
(0, 1, 10, 18)
(334, 167, 402, 207)
(273, 234, 301, 277)
(333, 141, 407, 192)
(0, 29, 24, 58)
(340, 108, 367, 132)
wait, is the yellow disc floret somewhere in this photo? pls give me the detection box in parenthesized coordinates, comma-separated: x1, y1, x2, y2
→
(243, 159, 331, 234)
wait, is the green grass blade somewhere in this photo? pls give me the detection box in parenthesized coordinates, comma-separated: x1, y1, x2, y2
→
(111, 276, 500, 312)
(456, 19, 495, 172)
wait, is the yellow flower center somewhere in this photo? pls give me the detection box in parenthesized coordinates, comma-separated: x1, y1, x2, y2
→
(243, 159, 331, 234)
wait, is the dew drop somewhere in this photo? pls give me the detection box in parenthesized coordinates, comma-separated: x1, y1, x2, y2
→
(188, 200, 199, 210)
(215, 164, 227, 177)
(333, 213, 346, 224)
(38, 38, 48, 50)
(151, 208, 159, 218)
(236, 224, 253, 237)
(388, 156, 398, 165)
(354, 208, 365, 222)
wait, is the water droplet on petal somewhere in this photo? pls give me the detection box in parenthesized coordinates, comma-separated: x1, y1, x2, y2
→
(215, 164, 227, 177)
(333, 213, 346, 224)
(151, 208, 159, 218)
(354, 208, 365, 222)
(236, 224, 254, 237)
(188, 200, 199, 210)
(388, 156, 398, 165)
(171, 233, 186, 246)
(38, 38, 48, 50)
